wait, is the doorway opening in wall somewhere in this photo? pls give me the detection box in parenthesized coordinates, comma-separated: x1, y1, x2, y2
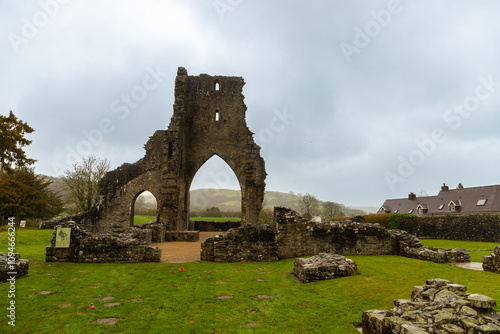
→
(189, 155, 242, 224)
(133, 191, 158, 225)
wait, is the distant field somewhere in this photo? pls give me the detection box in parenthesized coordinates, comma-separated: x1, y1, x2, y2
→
(420, 239, 497, 262)
(189, 217, 241, 222)
(1, 228, 499, 333)
(133, 215, 156, 224)
(134, 215, 241, 224)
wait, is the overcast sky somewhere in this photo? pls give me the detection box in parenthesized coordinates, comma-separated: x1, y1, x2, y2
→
(1, 1, 500, 207)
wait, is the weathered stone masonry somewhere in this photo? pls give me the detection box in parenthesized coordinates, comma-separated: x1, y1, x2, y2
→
(201, 207, 471, 263)
(1, 253, 29, 283)
(45, 222, 161, 263)
(483, 246, 500, 274)
(362, 278, 500, 333)
(41, 67, 266, 233)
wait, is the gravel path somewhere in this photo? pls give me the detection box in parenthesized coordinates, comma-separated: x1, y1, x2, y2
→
(152, 232, 219, 263)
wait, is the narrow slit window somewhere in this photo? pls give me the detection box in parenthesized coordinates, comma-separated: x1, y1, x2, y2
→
(215, 82, 220, 91)
(168, 142, 173, 158)
(215, 111, 219, 121)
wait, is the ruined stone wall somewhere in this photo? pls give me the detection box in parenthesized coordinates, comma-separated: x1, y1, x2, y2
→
(398, 214, 500, 242)
(0, 253, 29, 283)
(275, 207, 395, 259)
(362, 278, 500, 333)
(201, 207, 471, 263)
(45, 223, 161, 263)
(192, 220, 242, 232)
(200, 224, 278, 262)
(483, 246, 500, 273)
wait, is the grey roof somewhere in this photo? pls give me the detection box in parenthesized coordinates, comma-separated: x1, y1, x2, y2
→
(379, 185, 500, 216)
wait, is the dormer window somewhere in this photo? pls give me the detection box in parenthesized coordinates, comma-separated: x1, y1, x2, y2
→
(416, 204, 428, 215)
(448, 200, 461, 212)
(380, 206, 390, 213)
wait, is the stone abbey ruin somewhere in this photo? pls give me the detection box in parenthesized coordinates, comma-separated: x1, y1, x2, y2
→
(40, 68, 499, 332)
(43, 67, 266, 233)
(43, 68, 498, 278)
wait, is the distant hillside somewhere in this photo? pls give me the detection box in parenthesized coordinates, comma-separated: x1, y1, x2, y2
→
(350, 206, 379, 214)
(190, 189, 368, 216)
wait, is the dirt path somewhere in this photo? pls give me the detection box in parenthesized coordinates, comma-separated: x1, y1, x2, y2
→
(152, 232, 220, 263)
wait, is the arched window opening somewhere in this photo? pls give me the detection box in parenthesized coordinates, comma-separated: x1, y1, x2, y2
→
(215, 81, 220, 91)
(133, 191, 158, 225)
(189, 155, 241, 223)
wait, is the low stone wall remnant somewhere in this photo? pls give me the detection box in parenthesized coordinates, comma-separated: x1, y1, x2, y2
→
(482, 246, 500, 273)
(201, 207, 471, 263)
(200, 224, 278, 262)
(0, 253, 29, 283)
(192, 220, 241, 232)
(45, 222, 161, 263)
(362, 278, 500, 333)
(135, 222, 166, 242)
(164, 231, 199, 242)
(293, 253, 358, 283)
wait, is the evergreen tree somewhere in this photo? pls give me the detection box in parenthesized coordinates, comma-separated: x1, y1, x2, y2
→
(0, 110, 35, 172)
(0, 167, 64, 222)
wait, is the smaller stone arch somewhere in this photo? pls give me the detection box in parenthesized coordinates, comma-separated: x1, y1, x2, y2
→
(130, 190, 159, 226)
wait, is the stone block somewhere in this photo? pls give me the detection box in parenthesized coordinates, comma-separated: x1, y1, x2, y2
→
(293, 253, 358, 283)
(0, 253, 29, 282)
(164, 231, 199, 242)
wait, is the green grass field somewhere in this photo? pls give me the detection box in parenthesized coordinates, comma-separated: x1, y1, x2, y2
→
(189, 217, 241, 222)
(0, 229, 498, 333)
(133, 216, 242, 225)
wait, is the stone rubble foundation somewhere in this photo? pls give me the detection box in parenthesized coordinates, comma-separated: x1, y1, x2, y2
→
(482, 246, 500, 274)
(0, 253, 29, 283)
(45, 222, 161, 263)
(362, 278, 500, 333)
(293, 253, 359, 283)
(201, 207, 472, 264)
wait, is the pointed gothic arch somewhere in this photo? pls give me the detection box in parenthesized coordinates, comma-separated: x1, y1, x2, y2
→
(88, 67, 266, 232)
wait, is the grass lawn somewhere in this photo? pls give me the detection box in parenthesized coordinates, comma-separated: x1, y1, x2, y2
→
(133, 216, 242, 225)
(1, 229, 499, 333)
(133, 215, 157, 225)
(420, 239, 498, 262)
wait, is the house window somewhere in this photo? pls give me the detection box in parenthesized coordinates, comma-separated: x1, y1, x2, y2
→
(418, 207, 423, 214)
(477, 199, 487, 206)
(439, 204, 444, 210)
(394, 210, 399, 213)
(450, 204, 456, 212)
(409, 209, 413, 214)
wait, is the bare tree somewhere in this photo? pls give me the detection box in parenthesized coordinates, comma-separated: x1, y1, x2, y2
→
(300, 193, 320, 219)
(322, 201, 344, 219)
(63, 156, 110, 212)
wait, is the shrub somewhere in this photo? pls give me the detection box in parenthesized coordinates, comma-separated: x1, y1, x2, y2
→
(387, 213, 416, 229)
(363, 214, 392, 228)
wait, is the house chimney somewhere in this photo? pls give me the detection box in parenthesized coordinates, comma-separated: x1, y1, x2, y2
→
(441, 183, 449, 192)
(408, 192, 416, 200)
